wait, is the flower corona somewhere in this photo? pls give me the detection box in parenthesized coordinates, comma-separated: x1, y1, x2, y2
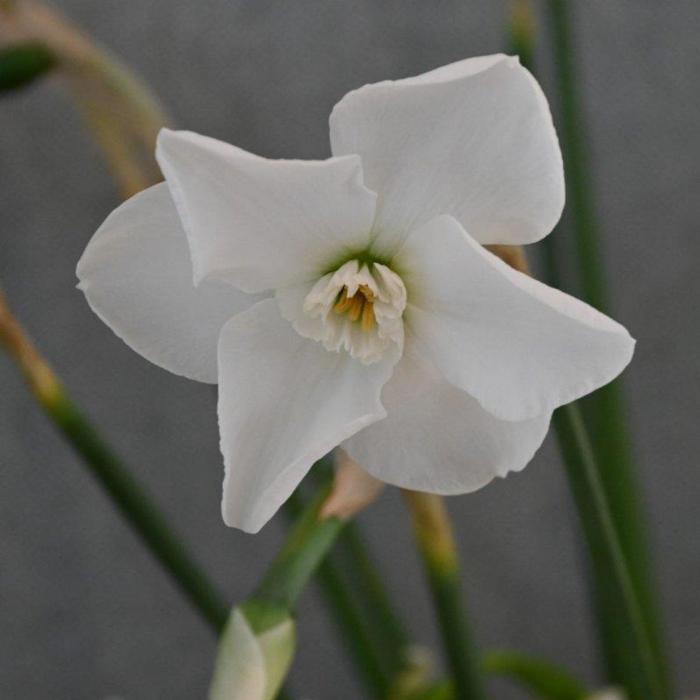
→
(292, 260, 406, 364)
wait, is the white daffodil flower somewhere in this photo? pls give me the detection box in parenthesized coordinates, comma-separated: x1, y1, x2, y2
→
(77, 54, 634, 533)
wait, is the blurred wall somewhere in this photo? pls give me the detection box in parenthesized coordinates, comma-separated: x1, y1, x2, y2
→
(1, 2, 699, 698)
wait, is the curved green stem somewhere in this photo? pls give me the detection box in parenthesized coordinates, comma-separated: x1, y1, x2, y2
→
(403, 491, 484, 700)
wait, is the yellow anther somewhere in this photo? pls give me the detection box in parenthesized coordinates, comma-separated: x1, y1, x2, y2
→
(333, 289, 354, 315)
(347, 296, 364, 322)
(333, 285, 376, 330)
(358, 284, 375, 302)
(361, 300, 376, 331)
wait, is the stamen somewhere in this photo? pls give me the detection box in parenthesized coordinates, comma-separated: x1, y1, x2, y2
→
(358, 284, 374, 302)
(347, 295, 364, 322)
(333, 289, 354, 314)
(361, 300, 376, 331)
(333, 283, 377, 327)
(298, 259, 406, 364)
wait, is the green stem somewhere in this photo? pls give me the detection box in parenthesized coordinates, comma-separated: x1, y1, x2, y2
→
(46, 388, 230, 632)
(255, 485, 344, 610)
(542, 2, 671, 695)
(226, 487, 346, 700)
(338, 522, 410, 672)
(315, 551, 392, 697)
(1, 290, 228, 632)
(552, 404, 663, 700)
(483, 650, 588, 700)
(403, 491, 484, 700)
(284, 487, 392, 698)
(308, 459, 410, 675)
(253, 483, 389, 699)
(543, 0, 606, 309)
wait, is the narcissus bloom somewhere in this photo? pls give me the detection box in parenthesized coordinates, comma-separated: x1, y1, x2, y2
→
(77, 55, 634, 532)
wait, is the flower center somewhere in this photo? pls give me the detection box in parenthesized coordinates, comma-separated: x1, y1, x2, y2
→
(301, 259, 406, 364)
(333, 283, 377, 331)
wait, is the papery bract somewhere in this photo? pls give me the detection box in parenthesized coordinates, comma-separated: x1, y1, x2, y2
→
(78, 54, 634, 532)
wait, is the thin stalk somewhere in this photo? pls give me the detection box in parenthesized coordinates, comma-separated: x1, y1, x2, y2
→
(310, 459, 410, 675)
(221, 487, 348, 700)
(284, 489, 391, 698)
(51, 394, 230, 631)
(0, 289, 228, 633)
(315, 552, 392, 697)
(542, 1, 671, 694)
(543, 0, 606, 309)
(485, 258, 662, 695)
(338, 522, 410, 672)
(255, 485, 344, 610)
(488, 242, 662, 698)
(403, 491, 484, 700)
(552, 404, 663, 700)
(508, 0, 536, 70)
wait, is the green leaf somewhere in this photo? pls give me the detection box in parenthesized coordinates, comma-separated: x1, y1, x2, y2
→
(0, 43, 56, 93)
(552, 405, 664, 699)
(483, 651, 589, 700)
(541, 3, 672, 695)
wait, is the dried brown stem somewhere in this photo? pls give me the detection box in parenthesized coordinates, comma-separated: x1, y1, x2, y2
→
(0, 0, 169, 196)
(0, 286, 62, 406)
(485, 243, 530, 274)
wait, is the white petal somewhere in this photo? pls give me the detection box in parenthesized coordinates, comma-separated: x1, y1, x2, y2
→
(156, 129, 377, 293)
(77, 183, 257, 383)
(330, 54, 564, 257)
(217, 300, 393, 532)
(343, 349, 551, 493)
(209, 609, 266, 700)
(394, 215, 635, 422)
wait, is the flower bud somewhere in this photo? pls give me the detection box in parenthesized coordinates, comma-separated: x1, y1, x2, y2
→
(209, 604, 296, 700)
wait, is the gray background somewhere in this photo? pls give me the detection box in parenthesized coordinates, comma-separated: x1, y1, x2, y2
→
(1, 1, 698, 698)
